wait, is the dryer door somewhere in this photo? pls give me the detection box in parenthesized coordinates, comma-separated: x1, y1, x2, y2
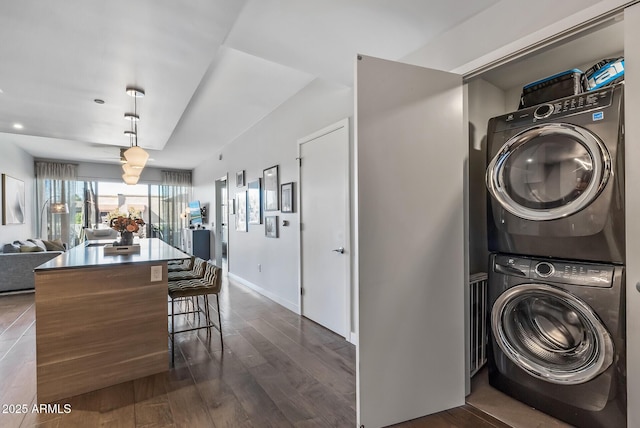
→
(486, 123, 611, 221)
(491, 283, 613, 385)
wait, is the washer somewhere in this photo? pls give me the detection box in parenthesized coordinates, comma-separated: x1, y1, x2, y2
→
(488, 253, 626, 428)
(486, 83, 624, 263)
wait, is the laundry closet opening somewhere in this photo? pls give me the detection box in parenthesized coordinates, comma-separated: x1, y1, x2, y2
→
(464, 12, 626, 428)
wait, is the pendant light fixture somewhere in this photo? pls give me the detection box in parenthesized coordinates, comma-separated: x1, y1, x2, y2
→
(122, 113, 141, 185)
(123, 87, 149, 171)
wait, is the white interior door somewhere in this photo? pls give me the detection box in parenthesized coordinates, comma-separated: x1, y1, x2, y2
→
(299, 118, 350, 338)
(214, 176, 227, 268)
(356, 55, 466, 428)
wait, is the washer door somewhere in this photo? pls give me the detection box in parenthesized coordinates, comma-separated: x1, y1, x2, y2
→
(486, 123, 611, 221)
(491, 284, 613, 384)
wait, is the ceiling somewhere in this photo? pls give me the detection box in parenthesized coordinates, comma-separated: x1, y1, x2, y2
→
(0, 0, 501, 170)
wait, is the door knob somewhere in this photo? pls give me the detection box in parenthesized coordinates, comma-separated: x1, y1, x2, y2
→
(332, 247, 345, 254)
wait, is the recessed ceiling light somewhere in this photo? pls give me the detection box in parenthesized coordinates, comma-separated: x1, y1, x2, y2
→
(94, 98, 105, 104)
(13, 123, 23, 130)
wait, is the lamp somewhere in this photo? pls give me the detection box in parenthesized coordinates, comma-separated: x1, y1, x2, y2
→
(39, 198, 69, 239)
(123, 87, 149, 173)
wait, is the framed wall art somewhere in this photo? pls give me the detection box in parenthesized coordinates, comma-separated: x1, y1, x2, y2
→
(248, 178, 262, 224)
(2, 174, 25, 225)
(265, 215, 278, 238)
(236, 191, 247, 232)
(281, 182, 294, 213)
(263, 165, 279, 212)
(236, 170, 245, 187)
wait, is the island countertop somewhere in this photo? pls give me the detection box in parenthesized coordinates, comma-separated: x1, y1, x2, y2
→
(35, 237, 189, 271)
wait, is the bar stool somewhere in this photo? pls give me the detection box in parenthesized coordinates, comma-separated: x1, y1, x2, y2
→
(168, 261, 223, 366)
(167, 257, 206, 281)
(168, 255, 195, 272)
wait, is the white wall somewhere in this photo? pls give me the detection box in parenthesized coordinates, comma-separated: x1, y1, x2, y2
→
(0, 141, 36, 244)
(192, 78, 353, 314)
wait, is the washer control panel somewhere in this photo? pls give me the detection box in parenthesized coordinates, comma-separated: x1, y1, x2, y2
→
(494, 254, 614, 287)
(491, 83, 620, 133)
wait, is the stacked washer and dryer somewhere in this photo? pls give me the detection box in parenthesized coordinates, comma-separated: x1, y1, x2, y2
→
(485, 83, 626, 428)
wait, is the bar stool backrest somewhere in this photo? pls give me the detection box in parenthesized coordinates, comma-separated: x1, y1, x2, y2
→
(203, 262, 222, 293)
(191, 257, 207, 277)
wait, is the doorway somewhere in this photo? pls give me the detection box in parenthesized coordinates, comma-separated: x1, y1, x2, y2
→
(299, 118, 351, 338)
(215, 175, 229, 270)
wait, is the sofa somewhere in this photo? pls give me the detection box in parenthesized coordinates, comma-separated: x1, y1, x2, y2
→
(0, 239, 66, 294)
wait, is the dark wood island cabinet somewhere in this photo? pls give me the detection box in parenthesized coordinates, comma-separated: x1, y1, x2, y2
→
(34, 238, 188, 403)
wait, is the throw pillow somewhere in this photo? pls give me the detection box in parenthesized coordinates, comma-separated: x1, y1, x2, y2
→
(93, 229, 114, 237)
(27, 238, 48, 251)
(2, 243, 20, 253)
(43, 239, 66, 252)
(20, 245, 44, 252)
(15, 240, 35, 248)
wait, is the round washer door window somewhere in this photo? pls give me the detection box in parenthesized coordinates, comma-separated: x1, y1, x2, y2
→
(486, 123, 611, 221)
(491, 284, 613, 385)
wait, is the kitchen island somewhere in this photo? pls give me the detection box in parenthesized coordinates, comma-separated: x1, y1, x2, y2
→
(34, 238, 189, 403)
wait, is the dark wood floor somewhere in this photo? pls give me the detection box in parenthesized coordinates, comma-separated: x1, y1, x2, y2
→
(0, 273, 508, 427)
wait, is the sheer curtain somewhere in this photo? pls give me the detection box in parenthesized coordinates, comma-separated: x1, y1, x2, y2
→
(35, 161, 81, 246)
(159, 170, 192, 248)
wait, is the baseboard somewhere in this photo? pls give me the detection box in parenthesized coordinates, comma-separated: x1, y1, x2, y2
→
(349, 331, 357, 345)
(228, 273, 300, 314)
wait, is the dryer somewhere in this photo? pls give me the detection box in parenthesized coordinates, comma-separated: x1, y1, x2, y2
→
(487, 253, 626, 428)
(486, 83, 624, 263)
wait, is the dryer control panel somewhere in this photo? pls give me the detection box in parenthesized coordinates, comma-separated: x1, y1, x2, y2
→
(491, 83, 620, 133)
(493, 254, 614, 288)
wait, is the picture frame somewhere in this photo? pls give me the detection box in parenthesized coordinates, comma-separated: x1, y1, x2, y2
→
(263, 165, 279, 212)
(236, 191, 247, 232)
(248, 178, 262, 224)
(265, 215, 278, 238)
(281, 182, 294, 213)
(236, 170, 245, 187)
(2, 174, 25, 225)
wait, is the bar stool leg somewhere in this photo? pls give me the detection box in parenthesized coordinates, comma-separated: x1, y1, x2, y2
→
(204, 295, 211, 337)
(216, 294, 223, 350)
(171, 297, 175, 367)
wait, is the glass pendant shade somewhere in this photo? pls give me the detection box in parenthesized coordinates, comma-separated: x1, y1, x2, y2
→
(122, 163, 141, 177)
(122, 173, 140, 185)
(124, 146, 149, 169)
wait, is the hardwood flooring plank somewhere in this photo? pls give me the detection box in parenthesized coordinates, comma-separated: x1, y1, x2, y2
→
(162, 347, 216, 428)
(222, 369, 293, 428)
(261, 314, 355, 377)
(0, 304, 35, 360)
(178, 331, 253, 428)
(0, 294, 34, 334)
(247, 361, 340, 426)
(236, 325, 355, 427)
(133, 373, 175, 428)
(248, 318, 355, 396)
(0, 323, 37, 428)
(221, 332, 267, 369)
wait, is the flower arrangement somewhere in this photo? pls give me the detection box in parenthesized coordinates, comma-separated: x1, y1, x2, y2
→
(109, 215, 145, 233)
